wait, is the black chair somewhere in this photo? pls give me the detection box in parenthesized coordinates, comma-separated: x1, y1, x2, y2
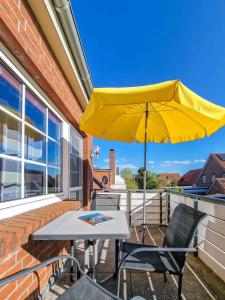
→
(117, 203, 206, 300)
(91, 193, 121, 211)
(0, 255, 145, 300)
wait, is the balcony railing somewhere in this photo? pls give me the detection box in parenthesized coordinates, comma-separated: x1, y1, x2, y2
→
(93, 188, 225, 283)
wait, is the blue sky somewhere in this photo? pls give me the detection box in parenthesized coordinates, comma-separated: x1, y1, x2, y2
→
(72, 0, 225, 175)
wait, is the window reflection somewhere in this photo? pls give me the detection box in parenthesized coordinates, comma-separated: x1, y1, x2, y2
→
(0, 65, 22, 116)
(0, 111, 21, 157)
(48, 112, 61, 141)
(48, 140, 61, 167)
(25, 91, 45, 132)
(25, 126, 46, 163)
(24, 163, 45, 197)
(48, 167, 62, 193)
(0, 158, 21, 201)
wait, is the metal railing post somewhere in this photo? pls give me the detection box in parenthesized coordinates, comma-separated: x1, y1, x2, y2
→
(167, 192, 170, 224)
(127, 191, 131, 226)
(193, 196, 199, 256)
(160, 190, 163, 225)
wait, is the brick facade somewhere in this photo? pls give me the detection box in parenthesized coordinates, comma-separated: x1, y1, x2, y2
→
(196, 154, 225, 188)
(93, 169, 112, 190)
(109, 149, 115, 184)
(0, 201, 80, 299)
(0, 0, 93, 204)
(0, 0, 93, 297)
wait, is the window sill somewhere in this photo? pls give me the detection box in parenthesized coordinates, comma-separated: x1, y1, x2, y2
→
(0, 192, 65, 210)
(0, 200, 80, 260)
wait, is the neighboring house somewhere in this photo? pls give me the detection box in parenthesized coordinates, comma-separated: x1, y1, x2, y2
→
(196, 153, 225, 189)
(158, 172, 181, 186)
(93, 149, 126, 190)
(178, 168, 202, 186)
(207, 178, 225, 195)
(180, 153, 225, 196)
(0, 1, 93, 298)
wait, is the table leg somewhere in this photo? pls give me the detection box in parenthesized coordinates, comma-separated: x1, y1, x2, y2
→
(84, 240, 90, 274)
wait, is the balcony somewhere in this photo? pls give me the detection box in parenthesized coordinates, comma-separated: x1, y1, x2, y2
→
(44, 190, 225, 300)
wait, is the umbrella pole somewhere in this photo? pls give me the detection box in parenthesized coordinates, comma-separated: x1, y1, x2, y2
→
(142, 103, 148, 244)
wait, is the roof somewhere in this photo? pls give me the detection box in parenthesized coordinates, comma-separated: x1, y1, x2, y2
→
(178, 168, 202, 186)
(211, 153, 225, 169)
(207, 178, 225, 195)
(158, 173, 181, 182)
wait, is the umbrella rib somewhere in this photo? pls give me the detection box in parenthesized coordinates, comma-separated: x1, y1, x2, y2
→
(101, 112, 126, 136)
(134, 108, 146, 142)
(149, 103, 171, 142)
(157, 102, 208, 135)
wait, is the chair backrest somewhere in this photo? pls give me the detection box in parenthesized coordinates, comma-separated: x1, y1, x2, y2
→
(91, 193, 121, 211)
(164, 203, 206, 269)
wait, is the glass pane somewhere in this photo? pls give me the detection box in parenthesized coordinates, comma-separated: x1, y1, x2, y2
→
(48, 140, 61, 167)
(70, 171, 80, 187)
(0, 111, 21, 157)
(0, 64, 22, 116)
(48, 167, 62, 193)
(24, 163, 45, 197)
(48, 112, 61, 141)
(69, 190, 82, 201)
(70, 132, 79, 156)
(70, 154, 79, 173)
(25, 91, 45, 132)
(24, 126, 46, 163)
(0, 158, 21, 201)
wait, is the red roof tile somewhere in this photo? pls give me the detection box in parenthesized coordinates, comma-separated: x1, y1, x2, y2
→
(158, 173, 181, 182)
(178, 168, 202, 186)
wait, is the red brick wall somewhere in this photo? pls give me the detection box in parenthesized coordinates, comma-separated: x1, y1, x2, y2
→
(109, 149, 115, 184)
(0, 201, 80, 300)
(0, 0, 93, 205)
(93, 169, 111, 189)
(196, 158, 225, 188)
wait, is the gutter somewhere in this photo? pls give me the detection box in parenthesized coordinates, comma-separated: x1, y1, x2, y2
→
(52, 0, 93, 99)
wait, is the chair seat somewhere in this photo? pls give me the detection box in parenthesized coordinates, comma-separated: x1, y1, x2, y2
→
(57, 275, 119, 300)
(120, 242, 181, 274)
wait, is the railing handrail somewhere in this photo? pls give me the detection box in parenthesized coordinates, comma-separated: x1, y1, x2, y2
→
(92, 188, 225, 206)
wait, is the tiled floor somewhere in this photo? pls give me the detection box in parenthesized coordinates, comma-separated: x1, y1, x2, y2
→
(45, 226, 225, 300)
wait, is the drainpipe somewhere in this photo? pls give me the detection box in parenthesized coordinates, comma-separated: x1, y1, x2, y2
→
(53, 0, 93, 99)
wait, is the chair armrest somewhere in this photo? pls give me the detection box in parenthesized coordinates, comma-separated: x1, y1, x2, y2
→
(119, 247, 197, 269)
(0, 255, 82, 287)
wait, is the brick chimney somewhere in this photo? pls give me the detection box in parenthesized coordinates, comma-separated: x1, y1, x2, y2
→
(109, 149, 115, 184)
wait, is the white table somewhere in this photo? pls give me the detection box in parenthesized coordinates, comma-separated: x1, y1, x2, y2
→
(32, 210, 130, 278)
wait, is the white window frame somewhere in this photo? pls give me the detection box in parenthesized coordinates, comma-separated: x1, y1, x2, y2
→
(69, 125, 83, 205)
(0, 45, 73, 216)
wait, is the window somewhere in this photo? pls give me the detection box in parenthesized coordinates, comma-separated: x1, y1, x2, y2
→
(211, 174, 216, 183)
(24, 163, 45, 197)
(69, 127, 83, 201)
(0, 62, 62, 202)
(0, 111, 21, 157)
(0, 64, 22, 116)
(0, 158, 21, 201)
(102, 176, 108, 185)
(202, 175, 206, 184)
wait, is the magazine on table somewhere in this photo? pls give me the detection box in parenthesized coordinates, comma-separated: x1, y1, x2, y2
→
(79, 212, 113, 226)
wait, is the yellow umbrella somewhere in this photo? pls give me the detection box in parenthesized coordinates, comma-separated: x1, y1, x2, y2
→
(80, 80, 225, 237)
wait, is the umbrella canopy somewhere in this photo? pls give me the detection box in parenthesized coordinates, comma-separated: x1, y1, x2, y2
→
(80, 79, 225, 243)
(80, 80, 225, 143)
